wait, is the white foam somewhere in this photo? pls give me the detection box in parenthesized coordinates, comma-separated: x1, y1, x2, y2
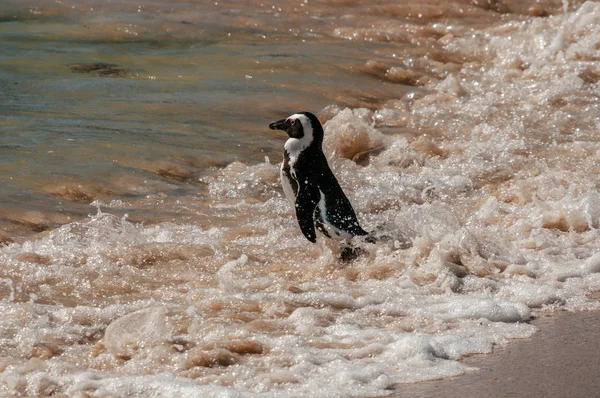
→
(103, 306, 171, 359)
(67, 373, 250, 398)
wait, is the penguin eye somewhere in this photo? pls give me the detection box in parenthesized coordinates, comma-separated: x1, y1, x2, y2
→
(288, 118, 296, 126)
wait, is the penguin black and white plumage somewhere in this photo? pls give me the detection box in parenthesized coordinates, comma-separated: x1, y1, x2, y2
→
(269, 112, 372, 249)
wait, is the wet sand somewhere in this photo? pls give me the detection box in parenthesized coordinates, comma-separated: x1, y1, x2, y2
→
(391, 310, 600, 398)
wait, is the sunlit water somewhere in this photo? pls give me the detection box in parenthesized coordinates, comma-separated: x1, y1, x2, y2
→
(1, 0, 600, 397)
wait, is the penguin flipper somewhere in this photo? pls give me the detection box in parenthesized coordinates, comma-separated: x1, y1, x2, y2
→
(295, 185, 320, 243)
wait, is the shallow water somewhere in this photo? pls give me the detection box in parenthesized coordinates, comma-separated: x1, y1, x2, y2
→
(1, 0, 600, 397)
(0, 0, 415, 237)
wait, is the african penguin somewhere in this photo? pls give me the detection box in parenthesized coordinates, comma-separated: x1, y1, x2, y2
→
(269, 112, 372, 248)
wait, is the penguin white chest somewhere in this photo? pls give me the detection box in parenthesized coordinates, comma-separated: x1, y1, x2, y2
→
(281, 138, 306, 206)
(284, 137, 307, 161)
(280, 164, 297, 207)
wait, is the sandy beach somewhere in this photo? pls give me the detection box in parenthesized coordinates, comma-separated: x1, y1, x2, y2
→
(391, 310, 600, 398)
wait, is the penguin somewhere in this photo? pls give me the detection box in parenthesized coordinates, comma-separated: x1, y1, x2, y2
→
(269, 112, 372, 251)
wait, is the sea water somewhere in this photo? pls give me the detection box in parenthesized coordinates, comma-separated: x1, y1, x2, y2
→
(1, 0, 600, 397)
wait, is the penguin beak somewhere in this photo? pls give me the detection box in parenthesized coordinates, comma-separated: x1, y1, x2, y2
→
(269, 118, 288, 131)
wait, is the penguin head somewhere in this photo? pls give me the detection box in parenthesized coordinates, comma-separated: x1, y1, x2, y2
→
(269, 111, 324, 147)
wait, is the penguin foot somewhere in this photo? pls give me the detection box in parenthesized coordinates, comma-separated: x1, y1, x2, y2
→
(364, 234, 377, 244)
(339, 244, 368, 262)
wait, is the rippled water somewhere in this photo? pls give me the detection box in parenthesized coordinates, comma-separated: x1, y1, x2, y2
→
(0, 0, 416, 237)
(1, 0, 600, 397)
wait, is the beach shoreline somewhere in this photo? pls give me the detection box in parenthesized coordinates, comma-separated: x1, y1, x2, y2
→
(389, 309, 600, 398)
